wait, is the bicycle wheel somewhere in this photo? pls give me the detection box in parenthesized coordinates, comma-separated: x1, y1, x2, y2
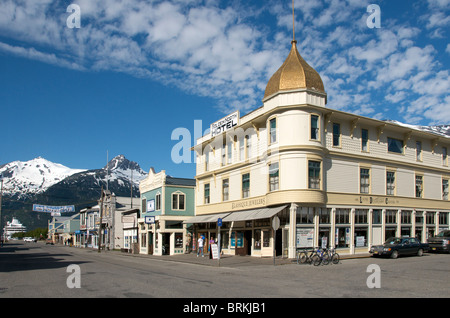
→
(299, 252, 308, 264)
(331, 253, 340, 264)
(312, 254, 321, 266)
(322, 253, 330, 265)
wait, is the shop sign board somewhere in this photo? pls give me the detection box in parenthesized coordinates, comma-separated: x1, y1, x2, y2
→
(211, 244, 219, 259)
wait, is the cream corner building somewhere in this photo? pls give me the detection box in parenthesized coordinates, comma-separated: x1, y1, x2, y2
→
(191, 39, 450, 259)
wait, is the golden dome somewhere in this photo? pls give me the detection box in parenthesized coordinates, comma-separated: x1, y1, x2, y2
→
(264, 40, 325, 100)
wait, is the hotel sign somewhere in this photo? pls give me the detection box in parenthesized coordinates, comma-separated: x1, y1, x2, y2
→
(210, 111, 239, 137)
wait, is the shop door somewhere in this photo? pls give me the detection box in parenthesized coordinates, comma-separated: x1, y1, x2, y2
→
(148, 232, 153, 255)
(162, 233, 170, 255)
(275, 229, 282, 256)
(235, 231, 251, 256)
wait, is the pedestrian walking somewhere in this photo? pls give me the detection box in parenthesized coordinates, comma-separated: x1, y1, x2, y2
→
(197, 235, 204, 257)
(209, 237, 215, 259)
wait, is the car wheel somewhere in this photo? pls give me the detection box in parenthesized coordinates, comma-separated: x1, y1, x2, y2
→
(417, 249, 424, 256)
(390, 250, 398, 259)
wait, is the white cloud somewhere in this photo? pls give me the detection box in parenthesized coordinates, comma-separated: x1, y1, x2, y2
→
(0, 0, 448, 126)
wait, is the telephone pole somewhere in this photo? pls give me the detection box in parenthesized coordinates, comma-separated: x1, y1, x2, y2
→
(98, 186, 104, 253)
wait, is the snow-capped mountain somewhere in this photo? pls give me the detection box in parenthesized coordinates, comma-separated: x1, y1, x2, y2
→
(104, 154, 147, 188)
(0, 157, 85, 199)
(384, 120, 450, 137)
(35, 155, 147, 206)
(0, 155, 147, 202)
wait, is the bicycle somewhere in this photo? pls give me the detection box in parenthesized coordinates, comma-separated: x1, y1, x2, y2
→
(326, 246, 340, 264)
(311, 247, 329, 266)
(297, 247, 315, 264)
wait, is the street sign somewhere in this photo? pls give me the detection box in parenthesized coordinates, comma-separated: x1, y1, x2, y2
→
(217, 218, 222, 227)
(272, 216, 280, 230)
(145, 216, 155, 224)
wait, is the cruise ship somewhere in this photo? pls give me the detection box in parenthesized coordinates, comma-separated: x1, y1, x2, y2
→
(3, 218, 27, 239)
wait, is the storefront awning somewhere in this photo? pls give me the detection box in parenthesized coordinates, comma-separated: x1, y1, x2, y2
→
(183, 212, 231, 224)
(185, 205, 288, 224)
(222, 205, 288, 222)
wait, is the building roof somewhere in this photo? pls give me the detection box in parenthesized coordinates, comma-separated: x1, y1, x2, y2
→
(264, 40, 325, 100)
(165, 176, 196, 187)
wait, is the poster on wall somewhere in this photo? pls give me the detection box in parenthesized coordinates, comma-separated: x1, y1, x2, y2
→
(147, 199, 155, 212)
(296, 228, 314, 248)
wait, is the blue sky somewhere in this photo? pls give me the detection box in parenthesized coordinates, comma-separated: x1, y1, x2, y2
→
(0, 0, 449, 179)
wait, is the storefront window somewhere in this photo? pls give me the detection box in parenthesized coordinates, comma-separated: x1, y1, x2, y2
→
(175, 233, 183, 248)
(336, 227, 350, 248)
(372, 209, 382, 224)
(415, 227, 423, 241)
(386, 210, 397, 224)
(416, 211, 423, 224)
(354, 227, 368, 247)
(221, 231, 229, 250)
(385, 227, 396, 239)
(355, 209, 368, 224)
(401, 227, 411, 237)
(255, 218, 270, 227)
(319, 227, 330, 248)
(263, 230, 270, 247)
(335, 208, 350, 224)
(426, 212, 435, 224)
(254, 229, 261, 250)
(297, 207, 314, 224)
(439, 212, 449, 225)
(319, 208, 330, 224)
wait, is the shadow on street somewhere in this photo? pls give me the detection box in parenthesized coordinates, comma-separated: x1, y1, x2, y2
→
(0, 242, 89, 273)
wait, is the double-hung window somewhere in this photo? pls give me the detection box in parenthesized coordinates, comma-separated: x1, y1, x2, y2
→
(361, 129, 369, 152)
(269, 163, 279, 191)
(416, 141, 422, 161)
(227, 142, 232, 164)
(156, 193, 161, 210)
(204, 183, 210, 204)
(222, 143, 226, 166)
(239, 136, 245, 161)
(308, 161, 321, 189)
(386, 171, 395, 195)
(332, 123, 341, 147)
(242, 173, 250, 198)
(222, 179, 229, 201)
(269, 118, 277, 143)
(172, 192, 185, 210)
(443, 147, 448, 166)
(388, 137, 404, 154)
(311, 115, 319, 140)
(415, 175, 423, 198)
(443, 179, 449, 200)
(360, 168, 370, 194)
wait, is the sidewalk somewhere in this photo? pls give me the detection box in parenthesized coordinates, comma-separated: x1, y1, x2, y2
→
(110, 249, 372, 268)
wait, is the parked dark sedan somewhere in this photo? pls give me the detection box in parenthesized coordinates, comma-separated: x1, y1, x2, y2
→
(428, 230, 450, 253)
(370, 237, 429, 259)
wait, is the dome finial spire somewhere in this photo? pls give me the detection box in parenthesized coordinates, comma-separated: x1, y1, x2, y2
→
(292, 0, 296, 43)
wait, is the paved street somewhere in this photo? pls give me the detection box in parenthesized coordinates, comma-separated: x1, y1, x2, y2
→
(1, 241, 449, 300)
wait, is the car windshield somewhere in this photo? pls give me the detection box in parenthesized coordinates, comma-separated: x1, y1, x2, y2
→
(385, 237, 401, 245)
(436, 231, 450, 237)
